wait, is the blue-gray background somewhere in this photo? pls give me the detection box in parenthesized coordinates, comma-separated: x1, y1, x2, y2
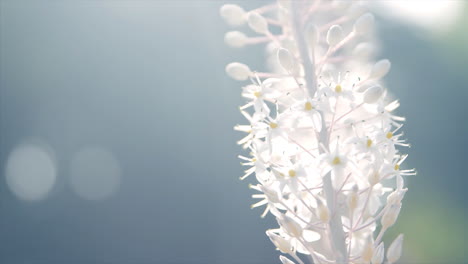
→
(0, 1, 466, 263)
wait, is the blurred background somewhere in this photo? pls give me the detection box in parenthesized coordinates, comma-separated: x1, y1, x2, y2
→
(0, 0, 466, 263)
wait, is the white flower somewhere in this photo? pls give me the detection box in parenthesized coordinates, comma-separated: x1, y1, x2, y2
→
(222, 1, 414, 263)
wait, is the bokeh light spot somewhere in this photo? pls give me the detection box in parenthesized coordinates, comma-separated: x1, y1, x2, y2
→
(5, 141, 57, 201)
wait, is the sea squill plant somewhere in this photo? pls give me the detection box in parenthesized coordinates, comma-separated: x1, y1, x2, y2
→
(221, 1, 415, 264)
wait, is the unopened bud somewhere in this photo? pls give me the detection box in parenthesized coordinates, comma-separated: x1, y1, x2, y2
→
(225, 62, 251, 81)
(277, 48, 295, 72)
(381, 203, 401, 228)
(247, 12, 269, 34)
(387, 234, 404, 264)
(361, 237, 374, 263)
(387, 189, 406, 205)
(224, 31, 248, 48)
(364, 86, 384, 104)
(368, 170, 381, 185)
(278, 0, 291, 9)
(266, 230, 292, 254)
(370, 59, 391, 79)
(279, 215, 302, 237)
(347, 185, 359, 211)
(317, 200, 330, 222)
(354, 13, 375, 34)
(220, 4, 246, 26)
(326, 25, 343, 46)
(348, 3, 367, 19)
(372, 242, 385, 264)
(353, 42, 376, 58)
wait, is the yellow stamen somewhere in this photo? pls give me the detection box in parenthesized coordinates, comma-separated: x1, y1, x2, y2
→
(251, 158, 257, 162)
(304, 101, 313, 111)
(269, 122, 278, 129)
(394, 164, 400, 171)
(332, 156, 341, 165)
(335, 85, 342, 93)
(386, 132, 393, 139)
(366, 139, 373, 148)
(254, 91, 262, 98)
(288, 170, 296, 177)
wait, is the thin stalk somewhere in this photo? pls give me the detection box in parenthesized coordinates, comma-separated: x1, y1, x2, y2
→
(291, 1, 348, 263)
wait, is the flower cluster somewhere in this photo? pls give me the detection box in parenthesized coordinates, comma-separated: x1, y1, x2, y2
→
(221, 1, 415, 264)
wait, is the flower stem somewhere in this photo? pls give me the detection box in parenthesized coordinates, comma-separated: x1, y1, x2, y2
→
(291, 1, 348, 263)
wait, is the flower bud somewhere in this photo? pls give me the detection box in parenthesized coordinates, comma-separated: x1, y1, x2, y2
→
(387, 189, 406, 205)
(347, 185, 359, 211)
(353, 42, 376, 58)
(381, 203, 401, 229)
(387, 234, 404, 264)
(354, 13, 375, 34)
(317, 200, 330, 222)
(280, 256, 295, 264)
(279, 215, 303, 237)
(363, 86, 384, 104)
(370, 59, 391, 79)
(277, 48, 295, 72)
(278, 0, 291, 9)
(372, 242, 385, 264)
(326, 25, 343, 46)
(266, 230, 292, 254)
(348, 3, 367, 19)
(368, 170, 381, 185)
(247, 12, 269, 34)
(225, 62, 251, 81)
(220, 4, 246, 26)
(224, 31, 248, 48)
(361, 236, 374, 263)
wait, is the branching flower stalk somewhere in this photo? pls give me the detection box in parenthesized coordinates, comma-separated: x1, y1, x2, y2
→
(221, 1, 415, 264)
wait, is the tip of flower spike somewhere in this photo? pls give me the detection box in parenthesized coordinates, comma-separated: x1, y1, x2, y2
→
(220, 4, 246, 27)
(224, 31, 247, 48)
(247, 12, 269, 34)
(326, 25, 343, 46)
(354, 13, 375, 34)
(370, 59, 391, 79)
(225, 62, 251, 81)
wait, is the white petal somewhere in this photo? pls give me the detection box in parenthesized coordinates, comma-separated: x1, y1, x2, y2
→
(303, 229, 321, 242)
